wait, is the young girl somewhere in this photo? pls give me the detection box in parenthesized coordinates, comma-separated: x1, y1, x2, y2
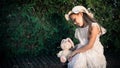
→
(65, 5, 107, 68)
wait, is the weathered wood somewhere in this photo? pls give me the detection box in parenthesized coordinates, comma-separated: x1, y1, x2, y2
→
(38, 57, 48, 68)
(12, 58, 19, 68)
(28, 57, 37, 68)
(1, 56, 67, 68)
(16, 57, 24, 68)
(1, 54, 120, 68)
(33, 57, 42, 68)
(36, 57, 45, 68)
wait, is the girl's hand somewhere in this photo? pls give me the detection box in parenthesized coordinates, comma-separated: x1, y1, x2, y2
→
(68, 51, 77, 61)
(68, 56, 72, 61)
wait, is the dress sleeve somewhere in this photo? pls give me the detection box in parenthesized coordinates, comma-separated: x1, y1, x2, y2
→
(100, 26, 107, 35)
(92, 23, 107, 35)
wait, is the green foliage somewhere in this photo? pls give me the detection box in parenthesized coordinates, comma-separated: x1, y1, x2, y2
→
(6, 5, 44, 56)
(0, 0, 120, 57)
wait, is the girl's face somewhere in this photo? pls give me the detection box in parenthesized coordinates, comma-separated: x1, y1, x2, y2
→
(70, 13, 83, 27)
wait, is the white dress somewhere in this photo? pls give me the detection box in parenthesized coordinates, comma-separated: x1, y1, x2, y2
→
(68, 23, 107, 68)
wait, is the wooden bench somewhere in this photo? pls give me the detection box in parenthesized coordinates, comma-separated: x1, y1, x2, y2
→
(1, 55, 120, 68)
(0, 56, 67, 68)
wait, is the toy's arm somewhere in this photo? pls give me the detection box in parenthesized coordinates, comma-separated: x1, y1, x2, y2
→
(57, 51, 63, 57)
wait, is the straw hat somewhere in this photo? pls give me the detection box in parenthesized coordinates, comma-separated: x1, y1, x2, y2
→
(65, 5, 93, 21)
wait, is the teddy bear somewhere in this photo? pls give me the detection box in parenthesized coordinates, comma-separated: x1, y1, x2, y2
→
(57, 38, 74, 63)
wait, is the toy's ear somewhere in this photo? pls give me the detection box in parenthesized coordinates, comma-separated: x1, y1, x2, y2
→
(61, 39, 65, 46)
(60, 39, 66, 49)
(61, 39, 65, 44)
(67, 38, 74, 48)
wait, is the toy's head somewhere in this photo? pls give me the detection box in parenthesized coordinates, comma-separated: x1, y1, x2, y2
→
(60, 38, 74, 50)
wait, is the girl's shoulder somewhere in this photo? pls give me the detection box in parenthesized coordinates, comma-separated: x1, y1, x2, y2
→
(91, 22, 107, 35)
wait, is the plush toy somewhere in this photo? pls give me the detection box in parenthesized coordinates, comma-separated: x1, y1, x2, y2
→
(57, 38, 74, 63)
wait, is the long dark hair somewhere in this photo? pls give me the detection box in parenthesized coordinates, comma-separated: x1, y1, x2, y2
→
(82, 13, 97, 35)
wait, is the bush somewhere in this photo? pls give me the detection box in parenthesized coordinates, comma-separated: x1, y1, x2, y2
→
(0, 0, 120, 57)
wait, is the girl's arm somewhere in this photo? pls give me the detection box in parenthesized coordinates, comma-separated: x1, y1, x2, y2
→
(70, 44, 78, 51)
(70, 24, 100, 57)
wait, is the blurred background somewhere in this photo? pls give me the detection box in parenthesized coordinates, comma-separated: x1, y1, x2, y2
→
(0, 0, 120, 64)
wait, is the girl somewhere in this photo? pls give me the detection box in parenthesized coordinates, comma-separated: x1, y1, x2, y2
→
(65, 5, 107, 68)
